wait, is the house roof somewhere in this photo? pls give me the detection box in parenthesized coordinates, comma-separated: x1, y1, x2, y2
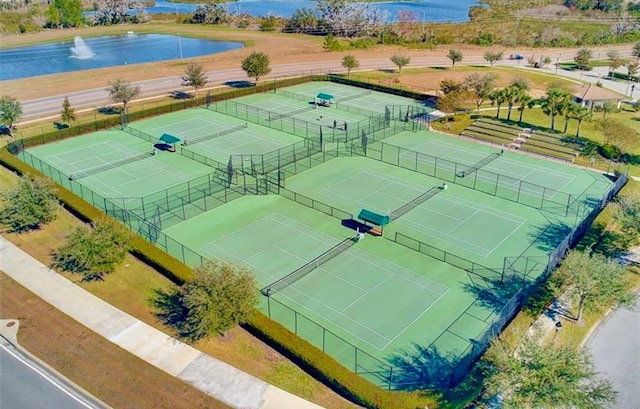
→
(572, 84, 622, 101)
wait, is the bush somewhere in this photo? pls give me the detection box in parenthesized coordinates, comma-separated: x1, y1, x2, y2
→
(52, 217, 133, 281)
(598, 144, 621, 160)
(154, 260, 257, 341)
(0, 175, 58, 233)
(236, 19, 249, 29)
(323, 34, 344, 51)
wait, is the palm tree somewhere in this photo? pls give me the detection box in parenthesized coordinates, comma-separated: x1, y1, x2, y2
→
(517, 94, 534, 125)
(489, 88, 507, 119)
(504, 86, 521, 121)
(573, 105, 593, 137)
(540, 88, 570, 132)
(562, 101, 580, 134)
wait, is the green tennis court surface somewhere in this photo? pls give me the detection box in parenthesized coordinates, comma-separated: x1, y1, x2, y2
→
(163, 195, 489, 366)
(18, 81, 618, 389)
(279, 81, 426, 114)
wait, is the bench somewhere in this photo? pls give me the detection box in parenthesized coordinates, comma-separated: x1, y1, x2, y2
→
(368, 227, 383, 236)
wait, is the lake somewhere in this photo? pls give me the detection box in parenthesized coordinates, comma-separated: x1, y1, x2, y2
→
(0, 34, 243, 81)
(147, 0, 480, 22)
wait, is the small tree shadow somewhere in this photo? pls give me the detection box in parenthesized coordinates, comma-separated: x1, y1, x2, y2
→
(54, 122, 70, 130)
(387, 343, 461, 390)
(225, 80, 253, 88)
(96, 106, 121, 115)
(462, 273, 525, 313)
(170, 91, 191, 99)
(528, 222, 572, 253)
(150, 288, 189, 338)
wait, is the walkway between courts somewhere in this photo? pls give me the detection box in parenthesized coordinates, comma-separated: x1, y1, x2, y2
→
(0, 236, 324, 409)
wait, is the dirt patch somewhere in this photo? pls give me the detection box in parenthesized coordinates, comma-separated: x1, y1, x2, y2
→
(0, 272, 231, 409)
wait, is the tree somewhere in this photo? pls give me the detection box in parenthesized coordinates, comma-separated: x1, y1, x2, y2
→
(572, 104, 593, 137)
(632, 40, 640, 60)
(540, 88, 570, 131)
(598, 100, 616, 121)
(0, 95, 22, 140)
(599, 118, 638, 161)
(503, 85, 522, 121)
(154, 260, 257, 341)
(46, 0, 83, 28)
(482, 335, 617, 409)
(483, 51, 503, 66)
(527, 54, 537, 67)
(489, 88, 507, 119)
(555, 250, 634, 324)
(574, 48, 593, 71)
(284, 7, 319, 33)
(60, 96, 76, 126)
(191, 2, 230, 24)
(439, 79, 464, 95)
(606, 49, 623, 74)
(627, 60, 639, 77)
(0, 176, 58, 233)
(181, 62, 208, 98)
(447, 49, 463, 68)
(52, 218, 133, 281)
(516, 95, 535, 125)
(613, 193, 640, 249)
(106, 78, 140, 114)
(464, 73, 498, 113)
(316, 0, 384, 37)
(92, 0, 148, 25)
(241, 52, 271, 83)
(390, 54, 410, 73)
(341, 54, 359, 77)
(542, 56, 552, 68)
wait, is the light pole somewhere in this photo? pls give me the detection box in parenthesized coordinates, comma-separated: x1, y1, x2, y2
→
(631, 84, 636, 99)
(556, 54, 561, 75)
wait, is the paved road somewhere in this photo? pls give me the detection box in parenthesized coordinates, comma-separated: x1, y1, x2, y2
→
(585, 299, 640, 409)
(17, 48, 635, 122)
(0, 340, 107, 409)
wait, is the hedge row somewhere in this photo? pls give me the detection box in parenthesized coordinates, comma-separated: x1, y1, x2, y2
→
(0, 145, 439, 409)
(608, 71, 639, 83)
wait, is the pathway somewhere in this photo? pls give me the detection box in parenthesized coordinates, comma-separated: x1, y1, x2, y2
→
(0, 236, 323, 409)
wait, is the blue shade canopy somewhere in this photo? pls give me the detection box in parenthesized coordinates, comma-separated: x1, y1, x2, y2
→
(358, 209, 390, 226)
(316, 93, 334, 101)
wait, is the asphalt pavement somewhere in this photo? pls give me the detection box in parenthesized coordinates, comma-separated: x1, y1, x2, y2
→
(0, 337, 107, 409)
(585, 298, 640, 409)
(16, 48, 636, 122)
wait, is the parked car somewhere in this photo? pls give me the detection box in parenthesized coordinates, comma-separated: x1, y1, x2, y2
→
(509, 54, 524, 60)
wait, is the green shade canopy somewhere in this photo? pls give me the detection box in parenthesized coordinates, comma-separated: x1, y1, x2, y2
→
(159, 133, 180, 144)
(358, 209, 390, 226)
(316, 93, 334, 101)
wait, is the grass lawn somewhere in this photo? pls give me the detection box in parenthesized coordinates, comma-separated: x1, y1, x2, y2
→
(0, 272, 232, 409)
(0, 165, 358, 409)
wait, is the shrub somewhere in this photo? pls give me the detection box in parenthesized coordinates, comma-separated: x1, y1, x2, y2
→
(51, 217, 133, 281)
(0, 175, 58, 233)
(598, 144, 621, 160)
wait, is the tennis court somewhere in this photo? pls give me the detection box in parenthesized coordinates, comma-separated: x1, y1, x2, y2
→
(24, 129, 214, 200)
(291, 159, 529, 258)
(279, 81, 422, 114)
(162, 195, 489, 365)
(385, 131, 613, 201)
(237, 93, 371, 131)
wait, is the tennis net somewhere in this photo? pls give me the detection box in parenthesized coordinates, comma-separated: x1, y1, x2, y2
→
(268, 106, 311, 122)
(69, 151, 153, 180)
(341, 89, 372, 102)
(260, 237, 355, 296)
(390, 185, 442, 220)
(457, 150, 503, 178)
(183, 123, 248, 146)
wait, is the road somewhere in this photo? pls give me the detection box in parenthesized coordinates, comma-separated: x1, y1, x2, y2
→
(0, 340, 107, 409)
(585, 299, 640, 409)
(18, 48, 635, 123)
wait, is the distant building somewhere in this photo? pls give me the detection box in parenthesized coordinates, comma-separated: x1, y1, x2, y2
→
(571, 84, 623, 110)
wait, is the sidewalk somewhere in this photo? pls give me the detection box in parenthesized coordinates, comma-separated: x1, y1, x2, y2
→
(0, 236, 323, 409)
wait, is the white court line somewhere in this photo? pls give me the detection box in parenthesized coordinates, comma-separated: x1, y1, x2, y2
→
(202, 212, 450, 349)
(338, 274, 393, 313)
(446, 209, 480, 234)
(380, 289, 449, 349)
(482, 216, 528, 257)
